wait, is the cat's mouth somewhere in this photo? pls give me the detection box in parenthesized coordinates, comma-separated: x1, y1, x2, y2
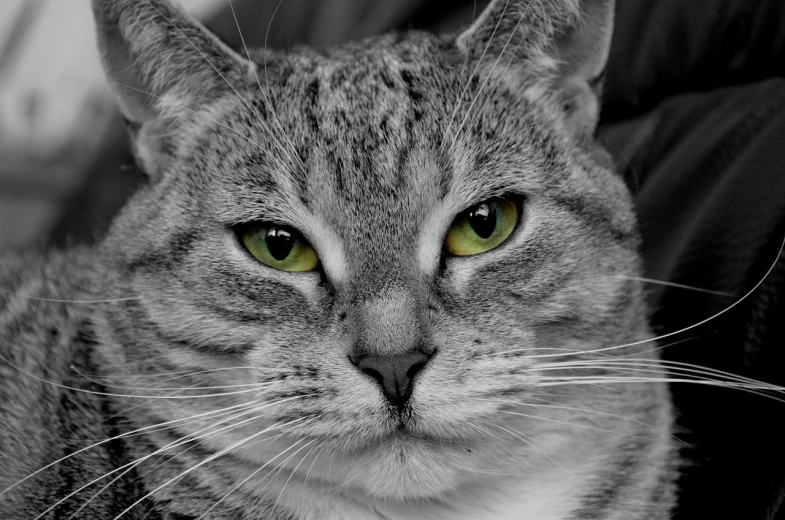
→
(358, 422, 474, 455)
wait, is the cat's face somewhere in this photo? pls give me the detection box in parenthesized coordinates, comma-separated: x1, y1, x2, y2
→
(94, 0, 658, 501)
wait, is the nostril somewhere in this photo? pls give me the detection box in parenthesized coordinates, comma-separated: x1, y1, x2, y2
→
(360, 366, 384, 385)
(406, 361, 427, 380)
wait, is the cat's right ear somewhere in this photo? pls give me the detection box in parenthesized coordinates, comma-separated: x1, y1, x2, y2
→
(92, 0, 250, 179)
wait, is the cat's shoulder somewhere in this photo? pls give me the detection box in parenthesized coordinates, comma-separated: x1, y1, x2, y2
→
(0, 247, 99, 371)
(0, 248, 98, 306)
(0, 249, 152, 519)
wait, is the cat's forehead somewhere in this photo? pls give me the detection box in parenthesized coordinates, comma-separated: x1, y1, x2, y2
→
(197, 33, 555, 266)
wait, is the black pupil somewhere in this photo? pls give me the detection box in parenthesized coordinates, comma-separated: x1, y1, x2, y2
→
(468, 203, 497, 239)
(265, 227, 295, 261)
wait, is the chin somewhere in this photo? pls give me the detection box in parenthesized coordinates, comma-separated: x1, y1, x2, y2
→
(346, 435, 467, 500)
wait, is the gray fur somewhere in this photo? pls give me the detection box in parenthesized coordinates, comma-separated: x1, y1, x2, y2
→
(0, 0, 676, 518)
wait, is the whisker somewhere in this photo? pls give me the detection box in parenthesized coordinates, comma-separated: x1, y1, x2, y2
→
(89, 379, 283, 394)
(109, 81, 279, 160)
(538, 358, 783, 389)
(443, 0, 480, 149)
(451, 0, 479, 111)
(152, 430, 296, 517)
(271, 440, 320, 514)
(616, 334, 713, 359)
(116, 418, 310, 520)
(449, 1, 532, 152)
(74, 365, 292, 383)
(492, 423, 573, 473)
(0, 286, 139, 304)
(301, 445, 328, 492)
(323, 460, 373, 498)
(441, 0, 512, 150)
(444, 461, 523, 477)
(0, 354, 283, 400)
(199, 434, 314, 520)
(59, 398, 313, 519)
(536, 376, 785, 403)
(455, 10, 538, 158)
(262, 0, 305, 162)
(143, 2, 258, 120)
(36, 404, 273, 519)
(477, 346, 614, 359)
(532, 359, 785, 403)
(480, 334, 708, 361)
(530, 232, 785, 359)
(228, 0, 305, 171)
(613, 275, 737, 297)
(138, 0, 298, 180)
(497, 410, 651, 441)
(0, 402, 256, 499)
(483, 396, 686, 447)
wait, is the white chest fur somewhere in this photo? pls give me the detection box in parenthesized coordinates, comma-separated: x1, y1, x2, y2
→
(289, 466, 588, 520)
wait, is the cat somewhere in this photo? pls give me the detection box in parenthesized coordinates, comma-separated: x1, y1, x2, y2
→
(0, 0, 683, 518)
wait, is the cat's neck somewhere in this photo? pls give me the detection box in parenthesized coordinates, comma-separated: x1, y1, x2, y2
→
(288, 465, 588, 520)
(118, 424, 652, 520)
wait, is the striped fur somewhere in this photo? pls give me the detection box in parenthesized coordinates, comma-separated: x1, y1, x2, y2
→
(0, 0, 676, 518)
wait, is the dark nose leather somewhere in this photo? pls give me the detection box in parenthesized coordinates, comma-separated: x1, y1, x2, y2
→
(354, 350, 432, 412)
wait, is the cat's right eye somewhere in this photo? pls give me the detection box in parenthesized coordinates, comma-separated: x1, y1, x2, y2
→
(238, 223, 319, 272)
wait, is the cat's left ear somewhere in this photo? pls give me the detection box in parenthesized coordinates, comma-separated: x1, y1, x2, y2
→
(457, 0, 614, 142)
(92, 0, 252, 179)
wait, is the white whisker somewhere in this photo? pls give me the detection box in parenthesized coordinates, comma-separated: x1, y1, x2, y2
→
(493, 424, 573, 473)
(613, 275, 737, 297)
(0, 402, 256, 500)
(228, 0, 305, 171)
(449, 1, 532, 152)
(530, 233, 785, 359)
(271, 440, 320, 514)
(498, 410, 650, 440)
(194, 431, 316, 518)
(67, 401, 313, 520)
(441, 0, 512, 150)
(0, 287, 140, 304)
(38, 403, 275, 519)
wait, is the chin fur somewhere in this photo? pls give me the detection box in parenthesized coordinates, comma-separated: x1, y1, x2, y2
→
(345, 437, 467, 500)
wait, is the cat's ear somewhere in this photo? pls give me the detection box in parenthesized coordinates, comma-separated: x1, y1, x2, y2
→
(457, 0, 614, 142)
(92, 0, 250, 179)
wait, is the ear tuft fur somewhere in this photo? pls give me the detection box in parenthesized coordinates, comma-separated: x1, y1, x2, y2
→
(92, 0, 245, 120)
(92, 0, 249, 178)
(458, 0, 615, 141)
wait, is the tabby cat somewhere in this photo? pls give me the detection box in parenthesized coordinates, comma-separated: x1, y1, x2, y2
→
(0, 0, 680, 518)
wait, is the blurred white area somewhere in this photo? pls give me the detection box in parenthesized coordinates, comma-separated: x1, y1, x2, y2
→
(0, 0, 227, 248)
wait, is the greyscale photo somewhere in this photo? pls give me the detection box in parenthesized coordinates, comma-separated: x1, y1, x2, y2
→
(0, 1, 784, 518)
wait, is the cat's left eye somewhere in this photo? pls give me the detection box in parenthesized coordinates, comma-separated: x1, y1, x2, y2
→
(238, 223, 319, 272)
(444, 197, 520, 256)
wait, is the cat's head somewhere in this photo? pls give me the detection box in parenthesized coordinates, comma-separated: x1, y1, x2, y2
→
(93, 0, 649, 501)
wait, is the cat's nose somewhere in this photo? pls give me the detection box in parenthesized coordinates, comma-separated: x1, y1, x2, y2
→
(352, 349, 433, 412)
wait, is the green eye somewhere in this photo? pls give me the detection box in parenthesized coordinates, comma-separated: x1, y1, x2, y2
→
(240, 223, 319, 272)
(444, 198, 520, 256)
